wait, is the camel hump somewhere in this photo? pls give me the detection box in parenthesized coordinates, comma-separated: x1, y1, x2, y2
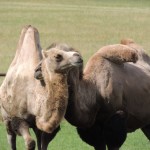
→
(120, 38, 144, 51)
(120, 38, 135, 45)
(121, 38, 150, 65)
(10, 25, 42, 68)
(98, 44, 138, 64)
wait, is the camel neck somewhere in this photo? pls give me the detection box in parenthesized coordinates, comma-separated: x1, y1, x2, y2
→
(65, 74, 100, 128)
(35, 61, 68, 127)
(35, 61, 69, 133)
(41, 61, 68, 96)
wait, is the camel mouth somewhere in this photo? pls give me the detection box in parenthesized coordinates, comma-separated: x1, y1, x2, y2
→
(55, 61, 82, 73)
(71, 58, 83, 67)
(72, 60, 83, 66)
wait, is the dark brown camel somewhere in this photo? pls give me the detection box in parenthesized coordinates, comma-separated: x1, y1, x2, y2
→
(71, 40, 150, 150)
(34, 43, 139, 150)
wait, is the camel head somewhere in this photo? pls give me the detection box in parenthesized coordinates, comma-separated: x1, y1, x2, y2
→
(34, 44, 83, 82)
(36, 48, 82, 76)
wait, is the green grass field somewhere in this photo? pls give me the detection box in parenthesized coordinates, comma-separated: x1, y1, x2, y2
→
(0, 0, 150, 149)
(0, 121, 150, 150)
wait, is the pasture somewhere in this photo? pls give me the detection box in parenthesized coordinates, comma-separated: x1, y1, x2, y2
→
(0, 0, 150, 149)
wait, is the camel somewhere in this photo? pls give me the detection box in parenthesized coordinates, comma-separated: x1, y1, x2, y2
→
(5, 28, 150, 150)
(34, 43, 139, 150)
(72, 41, 150, 150)
(36, 40, 150, 150)
(0, 25, 83, 150)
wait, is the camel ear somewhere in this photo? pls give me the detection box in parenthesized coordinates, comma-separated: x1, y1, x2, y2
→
(42, 50, 48, 58)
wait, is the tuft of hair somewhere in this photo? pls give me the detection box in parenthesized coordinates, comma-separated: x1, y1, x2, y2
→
(120, 38, 135, 45)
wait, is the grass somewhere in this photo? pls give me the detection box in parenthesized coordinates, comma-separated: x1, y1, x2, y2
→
(0, 121, 150, 150)
(0, 0, 150, 149)
(0, 121, 93, 150)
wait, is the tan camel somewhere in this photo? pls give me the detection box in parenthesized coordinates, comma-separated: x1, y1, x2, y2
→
(0, 25, 83, 150)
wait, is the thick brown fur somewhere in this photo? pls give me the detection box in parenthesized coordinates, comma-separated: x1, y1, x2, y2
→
(121, 38, 150, 71)
(98, 44, 138, 64)
(60, 42, 150, 150)
(33, 41, 150, 150)
(34, 43, 138, 150)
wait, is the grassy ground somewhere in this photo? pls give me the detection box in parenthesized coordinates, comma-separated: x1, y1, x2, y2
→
(0, 121, 150, 150)
(0, 0, 150, 149)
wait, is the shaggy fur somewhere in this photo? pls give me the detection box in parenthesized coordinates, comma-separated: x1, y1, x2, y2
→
(34, 43, 138, 150)
(64, 44, 138, 150)
(34, 40, 150, 150)
(56, 42, 150, 150)
(98, 44, 137, 64)
(0, 25, 82, 150)
(121, 38, 150, 71)
(81, 41, 150, 149)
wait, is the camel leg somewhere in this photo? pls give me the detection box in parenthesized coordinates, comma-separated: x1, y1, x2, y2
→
(32, 125, 60, 150)
(107, 147, 119, 150)
(18, 122, 35, 150)
(7, 133, 17, 150)
(41, 126, 60, 150)
(6, 121, 17, 150)
(94, 144, 106, 150)
(11, 117, 35, 150)
(77, 125, 106, 150)
(141, 124, 150, 140)
(33, 127, 42, 150)
(104, 110, 127, 150)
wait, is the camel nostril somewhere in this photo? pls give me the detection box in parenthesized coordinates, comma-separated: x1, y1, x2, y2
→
(78, 58, 83, 63)
(73, 53, 83, 62)
(73, 53, 80, 57)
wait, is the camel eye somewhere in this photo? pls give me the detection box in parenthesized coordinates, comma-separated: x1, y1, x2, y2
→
(55, 54, 63, 62)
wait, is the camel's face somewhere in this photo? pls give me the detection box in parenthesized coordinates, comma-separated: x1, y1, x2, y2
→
(42, 48, 83, 73)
